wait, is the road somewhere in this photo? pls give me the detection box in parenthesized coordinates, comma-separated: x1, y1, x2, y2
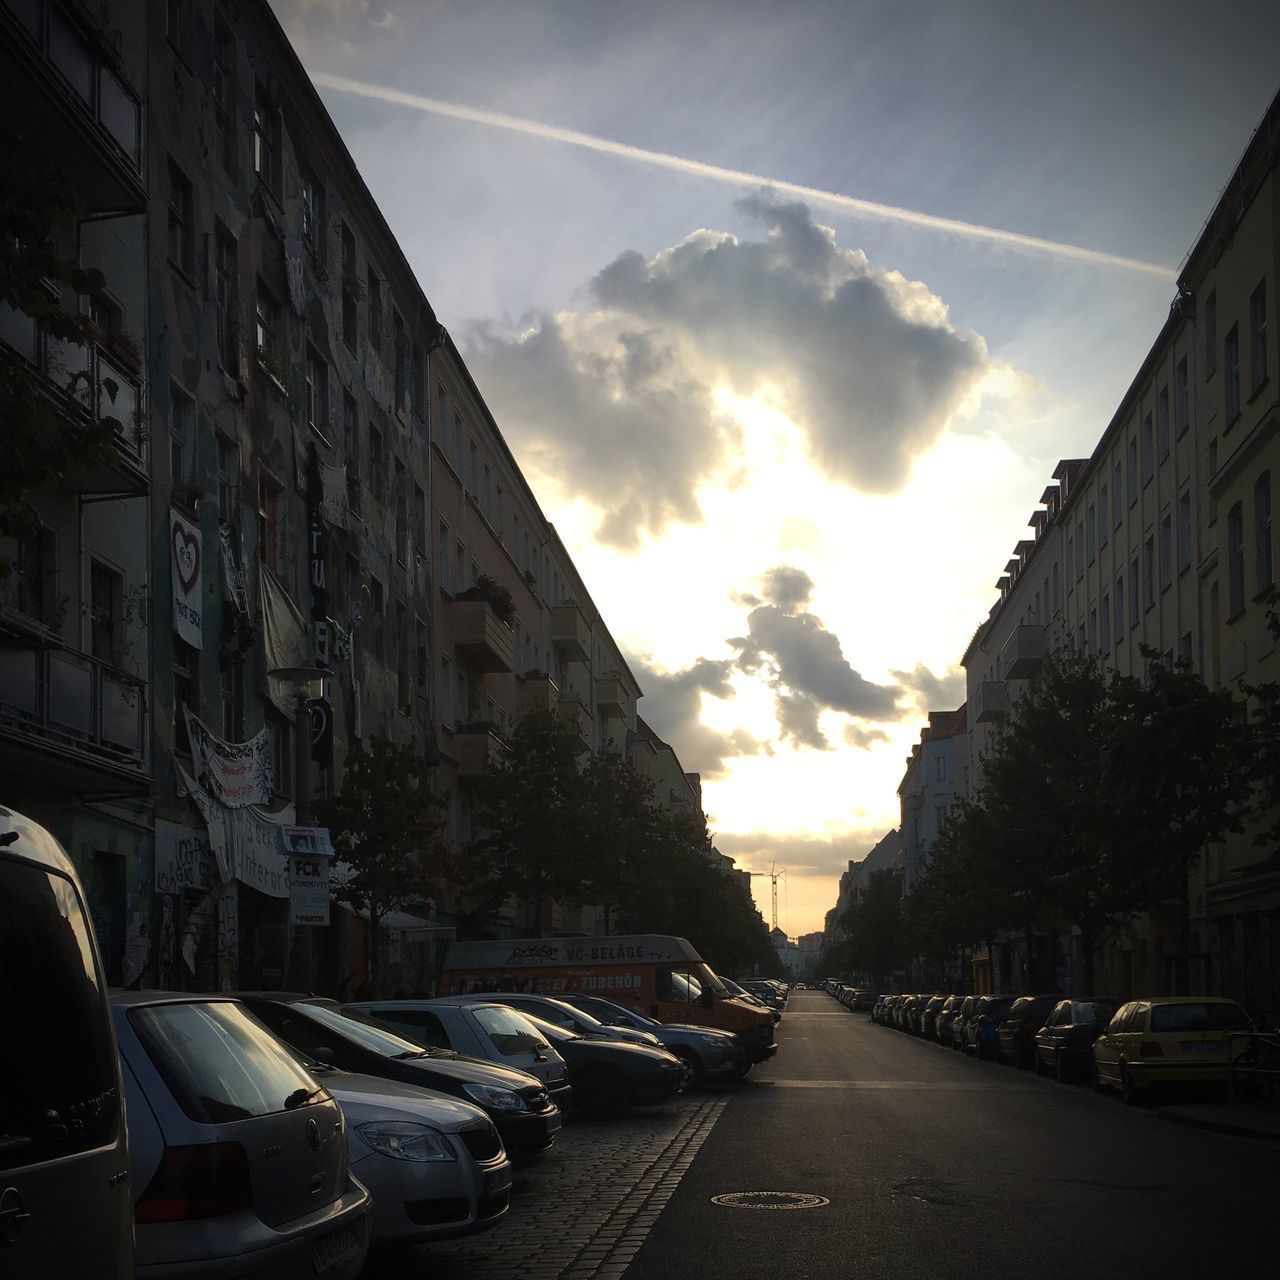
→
(365, 990, 1279, 1279)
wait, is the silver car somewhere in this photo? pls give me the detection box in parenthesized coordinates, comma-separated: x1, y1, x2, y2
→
(348, 998, 574, 1112)
(448, 991, 665, 1048)
(310, 1066, 513, 1245)
(113, 992, 370, 1279)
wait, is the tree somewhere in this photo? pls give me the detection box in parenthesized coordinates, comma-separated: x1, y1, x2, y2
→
(1, 134, 125, 576)
(840, 868, 904, 989)
(319, 737, 448, 996)
(1241, 596, 1280, 856)
(462, 709, 592, 931)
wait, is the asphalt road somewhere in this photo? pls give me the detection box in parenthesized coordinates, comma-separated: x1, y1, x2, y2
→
(627, 990, 1280, 1280)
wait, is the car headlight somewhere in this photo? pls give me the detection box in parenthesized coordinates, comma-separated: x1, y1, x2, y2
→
(356, 1122, 456, 1162)
(462, 1083, 529, 1112)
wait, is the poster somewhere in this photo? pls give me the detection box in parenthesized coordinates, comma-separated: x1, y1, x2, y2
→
(171, 508, 203, 648)
(184, 707, 274, 807)
(289, 850, 332, 926)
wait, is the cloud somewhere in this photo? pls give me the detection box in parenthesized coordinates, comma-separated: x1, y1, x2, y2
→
(627, 655, 766, 779)
(730, 564, 899, 748)
(463, 198, 997, 544)
(715, 828, 890, 880)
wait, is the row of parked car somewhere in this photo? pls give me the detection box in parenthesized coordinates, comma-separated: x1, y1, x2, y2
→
(851, 986, 1265, 1105)
(1, 805, 756, 1280)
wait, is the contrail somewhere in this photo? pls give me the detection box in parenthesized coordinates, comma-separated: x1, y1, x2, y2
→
(312, 71, 1175, 280)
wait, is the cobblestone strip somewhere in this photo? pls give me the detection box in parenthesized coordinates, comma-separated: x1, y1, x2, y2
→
(561, 1093, 731, 1280)
(413, 1092, 731, 1280)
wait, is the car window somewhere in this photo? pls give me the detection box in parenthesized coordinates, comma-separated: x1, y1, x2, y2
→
(0, 861, 119, 1172)
(369, 1008, 451, 1049)
(1105, 1004, 1130, 1033)
(1049, 1002, 1070, 1026)
(130, 1001, 321, 1124)
(1149, 1003, 1249, 1033)
(256, 1000, 427, 1058)
(1124, 1005, 1148, 1033)
(474, 1006, 547, 1056)
(1074, 1001, 1113, 1026)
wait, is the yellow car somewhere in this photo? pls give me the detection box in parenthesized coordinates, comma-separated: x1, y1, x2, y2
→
(1091, 996, 1252, 1105)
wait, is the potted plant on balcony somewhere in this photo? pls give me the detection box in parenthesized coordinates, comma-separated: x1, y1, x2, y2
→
(455, 573, 516, 626)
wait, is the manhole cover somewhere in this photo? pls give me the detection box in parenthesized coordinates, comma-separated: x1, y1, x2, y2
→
(711, 1191, 830, 1210)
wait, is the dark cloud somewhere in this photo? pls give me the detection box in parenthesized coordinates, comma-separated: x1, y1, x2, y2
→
(462, 197, 989, 544)
(890, 662, 966, 711)
(760, 565, 813, 611)
(627, 655, 766, 778)
(843, 723, 891, 750)
(715, 828, 890, 880)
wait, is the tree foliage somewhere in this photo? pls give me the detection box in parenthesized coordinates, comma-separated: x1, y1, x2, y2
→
(319, 737, 449, 995)
(839, 868, 905, 988)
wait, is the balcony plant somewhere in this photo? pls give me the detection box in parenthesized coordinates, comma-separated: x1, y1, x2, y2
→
(454, 572, 516, 625)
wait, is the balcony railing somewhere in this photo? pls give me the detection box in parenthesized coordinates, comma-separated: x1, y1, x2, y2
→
(1001, 624, 1047, 680)
(447, 598, 514, 674)
(453, 721, 509, 779)
(515, 671, 559, 716)
(972, 680, 1009, 724)
(595, 673, 627, 717)
(550, 603, 590, 662)
(555, 697, 593, 744)
(0, 629, 146, 772)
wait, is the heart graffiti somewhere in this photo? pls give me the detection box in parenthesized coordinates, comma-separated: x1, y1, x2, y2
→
(173, 521, 201, 594)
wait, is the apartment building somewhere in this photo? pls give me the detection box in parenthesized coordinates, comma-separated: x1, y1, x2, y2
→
(896, 706, 967, 897)
(0, 0, 152, 985)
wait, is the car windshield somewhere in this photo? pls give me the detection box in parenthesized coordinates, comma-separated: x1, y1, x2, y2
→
(296, 1001, 433, 1057)
(473, 1005, 548, 1055)
(1074, 1002, 1115, 1025)
(523, 1013, 578, 1043)
(577, 997, 648, 1027)
(131, 1000, 323, 1124)
(1149, 1003, 1250, 1033)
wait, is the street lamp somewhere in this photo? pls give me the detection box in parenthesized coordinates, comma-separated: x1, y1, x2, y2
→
(268, 665, 326, 824)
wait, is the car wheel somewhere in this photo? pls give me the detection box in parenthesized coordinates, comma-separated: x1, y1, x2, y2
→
(1121, 1066, 1141, 1108)
(576, 1067, 630, 1118)
(672, 1047, 704, 1090)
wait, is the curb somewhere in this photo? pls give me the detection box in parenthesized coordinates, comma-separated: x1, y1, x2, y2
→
(1157, 1109, 1280, 1142)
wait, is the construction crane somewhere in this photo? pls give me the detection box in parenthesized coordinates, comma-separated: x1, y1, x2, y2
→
(748, 864, 787, 933)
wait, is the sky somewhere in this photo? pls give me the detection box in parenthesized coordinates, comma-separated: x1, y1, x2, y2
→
(272, 0, 1280, 938)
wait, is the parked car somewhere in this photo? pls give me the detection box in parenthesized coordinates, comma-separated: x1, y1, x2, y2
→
(555, 992, 746, 1086)
(523, 1014, 687, 1116)
(1, 804, 134, 1278)
(970, 996, 1016, 1058)
(896, 995, 920, 1032)
(113, 992, 370, 1279)
(935, 995, 964, 1047)
(345, 998, 573, 1111)
(851, 990, 877, 1012)
(950, 996, 981, 1049)
(446, 992, 664, 1049)
(1033, 999, 1118, 1081)
(1091, 997, 1252, 1105)
(921, 996, 948, 1040)
(296, 1059, 513, 1245)
(237, 994, 562, 1163)
(722, 977, 781, 1023)
(996, 995, 1061, 1068)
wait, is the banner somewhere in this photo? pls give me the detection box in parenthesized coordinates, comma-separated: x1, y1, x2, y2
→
(219, 523, 250, 617)
(155, 818, 214, 895)
(287, 829, 334, 926)
(171, 508, 203, 648)
(184, 707, 274, 808)
(182, 773, 291, 898)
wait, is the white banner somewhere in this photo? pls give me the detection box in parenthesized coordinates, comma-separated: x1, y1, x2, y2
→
(171, 509, 203, 648)
(155, 818, 214, 895)
(184, 707, 274, 808)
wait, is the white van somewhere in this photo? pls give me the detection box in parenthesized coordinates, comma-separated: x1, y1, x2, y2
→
(0, 805, 134, 1278)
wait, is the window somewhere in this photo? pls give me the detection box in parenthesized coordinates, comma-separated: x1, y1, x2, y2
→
(1098, 487, 1108, 548)
(456, 539, 467, 593)
(1204, 291, 1217, 375)
(301, 166, 324, 260)
(214, 225, 237, 372)
(343, 392, 361, 517)
(1208, 438, 1219, 523)
(257, 473, 281, 572)
(1088, 608, 1097, 653)
(170, 384, 193, 487)
(469, 439, 480, 495)
(1180, 632, 1193, 664)
(394, 459, 407, 562)
(1159, 513, 1173, 591)
(89, 562, 123, 666)
(166, 158, 192, 273)
(392, 308, 406, 411)
(1225, 323, 1241, 423)
(1251, 280, 1268, 393)
(441, 654, 454, 727)
(1052, 563, 1061, 614)
(253, 80, 279, 190)
(173, 637, 198, 754)
(483, 463, 492, 521)
(220, 658, 243, 741)
(14, 524, 56, 625)
(216, 434, 238, 524)
(416, 618, 428, 694)
(341, 224, 357, 349)
(1141, 413, 1154, 483)
(1130, 556, 1140, 626)
(370, 577, 385, 661)
(213, 10, 235, 171)
(369, 425, 384, 501)
(496, 484, 505, 538)
(1086, 505, 1096, 563)
(1143, 536, 1155, 609)
(439, 521, 451, 595)
(1112, 462, 1122, 528)
(1127, 438, 1138, 505)
(1175, 356, 1189, 436)
(1065, 536, 1074, 587)
(166, 0, 185, 48)
(255, 280, 279, 368)
(452, 412, 464, 471)
(367, 269, 382, 353)
(305, 345, 328, 441)
(1101, 595, 1111, 656)
(1227, 502, 1244, 617)
(1115, 576, 1125, 643)
(1076, 520, 1085, 577)
(396, 602, 409, 711)
(413, 485, 426, 563)
(1257, 471, 1274, 592)
(934, 756, 945, 783)
(1157, 386, 1170, 460)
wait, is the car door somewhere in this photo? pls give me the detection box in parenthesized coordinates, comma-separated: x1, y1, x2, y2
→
(468, 1005, 565, 1085)
(1038, 1001, 1068, 1066)
(1117, 1003, 1149, 1070)
(1093, 1003, 1130, 1083)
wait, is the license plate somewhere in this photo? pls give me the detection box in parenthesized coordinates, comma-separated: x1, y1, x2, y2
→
(546, 1113, 563, 1133)
(1180, 1041, 1225, 1054)
(313, 1221, 364, 1277)
(484, 1166, 513, 1196)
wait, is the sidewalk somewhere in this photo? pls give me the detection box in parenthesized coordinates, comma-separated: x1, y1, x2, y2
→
(1158, 1102, 1280, 1141)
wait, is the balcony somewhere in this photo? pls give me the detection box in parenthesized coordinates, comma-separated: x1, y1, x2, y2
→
(972, 680, 1009, 724)
(555, 697, 592, 744)
(447, 598, 514, 674)
(596, 673, 627, 717)
(550, 603, 590, 662)
(0, 624, 147, 784)
(515, 671, 560, 716)
(1001, 624, 1047, 680)
(453, 722, 509, 781)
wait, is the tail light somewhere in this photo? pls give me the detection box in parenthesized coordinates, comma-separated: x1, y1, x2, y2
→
(1139, 1041, 1165, 1058)
(135, 1143, 253, 1224)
